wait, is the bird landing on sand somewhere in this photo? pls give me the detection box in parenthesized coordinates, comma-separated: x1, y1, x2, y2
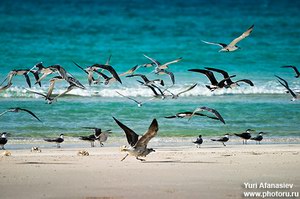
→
(113, 117, 158, 161)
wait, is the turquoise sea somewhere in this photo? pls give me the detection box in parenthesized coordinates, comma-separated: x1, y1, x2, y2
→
(0, 0, 299, 148)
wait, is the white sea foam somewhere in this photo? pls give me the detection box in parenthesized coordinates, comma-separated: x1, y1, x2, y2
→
(0, 80, 298, 98)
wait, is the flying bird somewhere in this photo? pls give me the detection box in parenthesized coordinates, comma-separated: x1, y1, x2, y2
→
(188, 68, 233, 91)
(116, 91, 144, 107)
(189, 106, 226, 124)
(143, 54, 182, 70)
(205, 67, 254, 88)
(275, 75, 299, 101)
(0, 107, 41, 122)
(164, 111, 219, 120)
(202, 24, 254, 52)
(281, 66, 300, 78)
(113, 117, 158, 161)
(164, 83, 197, 99)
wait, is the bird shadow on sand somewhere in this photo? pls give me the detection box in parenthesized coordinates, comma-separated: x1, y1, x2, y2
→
(142, 160, 218, 164)
(17, 161, 72, 165)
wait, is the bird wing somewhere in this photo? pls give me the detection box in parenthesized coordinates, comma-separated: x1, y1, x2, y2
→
(18, 108, 42, 122)
(113, 117, 139, 147)
(119, 65, 140, 76)
(92, 64, 122, 84)
(23, 73, 32, 88)
(30, 71, 41, 87)
(164, 70, 175, 85)
(161, 57, 182, 67)
(228, 24, 254, 47)
(143, 54, 160, 67)
(204, 67, 230, 79)
(201, 40, 227, 48)
(164, 115, 177, 119)
(35, 73, 49, 85)
(188, 69, 218, 85)
(0, 110, 10, 117)
(235, 79, 254, 86)
(281, 65, 300, 77)
(126, 74, 149, 83)
(116, 91, 141, 105)
(105, 54, 112, 65)
(47, 79, 57, 99)
(176, 83, 197, 96)
(200, 106, 225, 124)
(25, 89, 47, 98)
(276, 77, 297, 98)
(135, 119, 158, 148)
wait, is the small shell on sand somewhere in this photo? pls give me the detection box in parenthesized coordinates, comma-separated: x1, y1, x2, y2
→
(2, 151, 11, 156)
(77, 150, 89, 156)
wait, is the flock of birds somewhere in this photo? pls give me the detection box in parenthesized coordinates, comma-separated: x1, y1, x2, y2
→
(0, 24, 299, 161)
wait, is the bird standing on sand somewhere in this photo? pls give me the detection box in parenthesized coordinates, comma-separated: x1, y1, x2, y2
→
(0, 132, 8, 150)
(113, 117, 158, 161)
(79, 128, 102, 147)
(44, 134, 64, 148)
(211, 134, 230, 146)
(193, 135, 203, 148)
(234, 129, 255, 144)
(98, 129, 112, 147)
(251, 132, 266, 144)
(202, 24, 254, 52)
(0, 107, 42, 122)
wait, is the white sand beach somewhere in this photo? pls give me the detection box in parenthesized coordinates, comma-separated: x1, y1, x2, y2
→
(0, 144, 299, 199)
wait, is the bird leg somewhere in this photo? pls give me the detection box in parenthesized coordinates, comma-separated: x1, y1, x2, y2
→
(57, 143, 61, 148)
(136, 157, 146, 161)
(222, 142, 226, 147)
(121, 154, 129, 161)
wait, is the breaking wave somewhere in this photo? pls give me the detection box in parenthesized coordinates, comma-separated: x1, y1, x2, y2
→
(0, 80, 298, 98)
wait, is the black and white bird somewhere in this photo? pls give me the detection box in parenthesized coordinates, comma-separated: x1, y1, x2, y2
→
(204, 67, 254, 89)
(164, 83, 197, 99)
(119, 65, 141, 77)
(44, 134, 64, 148)
(0, 132, 8, 150)
(116, 91, 144, 107)
(193, 135, 203, 148)
(202, 24, 254, 52)
(251, 132, 266, 144)
(143, 54, 182, 70)
(79, 128, 102, 147)
(211, 134, 230, 146)
(275, 75, 299, 101)
(281, 66, 300, 78)
(188, 68, 233, 91)
(234, 129, 255, 144)
(0, 107, 41, 122)
(0, 69, 40, 91)
(113, 117, 158, 161)
(165, 111, 219, 120)
(189, 106, 226, 124)
(90, 64, 122, 84)
(126, 74, 164, 87)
